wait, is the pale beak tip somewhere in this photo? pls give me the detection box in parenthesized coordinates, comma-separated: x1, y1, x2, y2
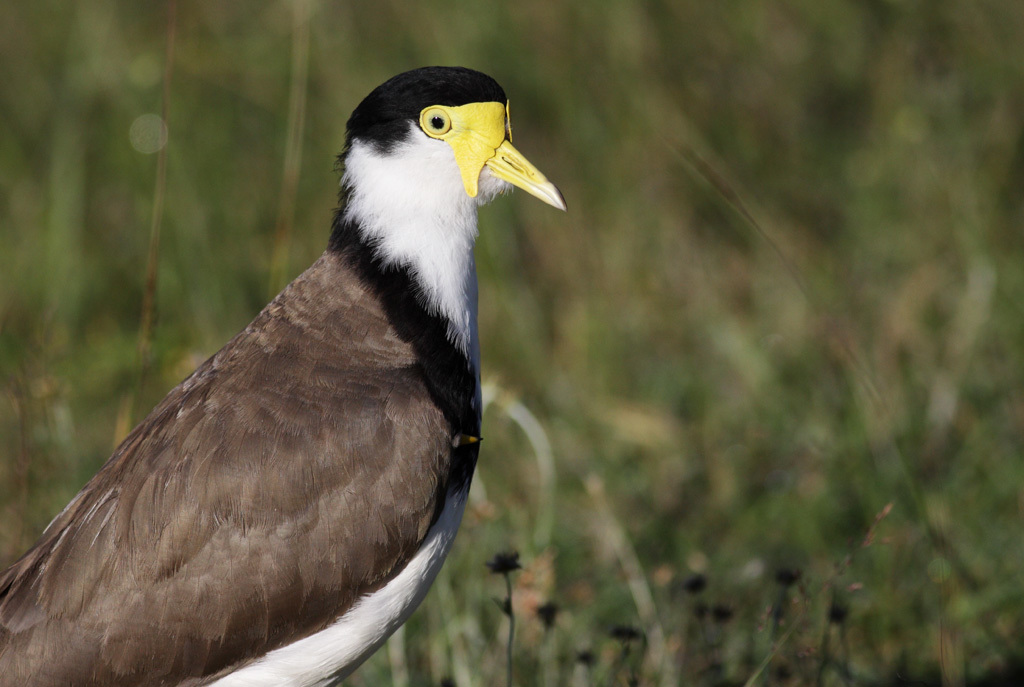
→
(552, 187, 568, 212)
(537, 182, 567, 212)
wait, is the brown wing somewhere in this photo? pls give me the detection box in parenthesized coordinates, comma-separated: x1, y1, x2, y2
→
(0, 253, 455, 686)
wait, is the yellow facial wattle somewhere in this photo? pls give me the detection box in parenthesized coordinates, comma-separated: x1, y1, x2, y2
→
(418, 101, 566, 211)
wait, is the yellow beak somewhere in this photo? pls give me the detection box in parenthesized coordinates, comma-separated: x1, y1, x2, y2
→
(420, 101, 566, 211)
(485, 139, 567, 211)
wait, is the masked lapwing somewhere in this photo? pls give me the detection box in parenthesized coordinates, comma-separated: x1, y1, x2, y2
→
(0, 66, 565, 686)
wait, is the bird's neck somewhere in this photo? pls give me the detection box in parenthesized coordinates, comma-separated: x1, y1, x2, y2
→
(326, 166, 485, 443)
(334, 138, 482, 358)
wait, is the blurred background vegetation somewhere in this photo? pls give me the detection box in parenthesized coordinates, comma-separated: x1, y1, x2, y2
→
(2, 0, 1023, 685)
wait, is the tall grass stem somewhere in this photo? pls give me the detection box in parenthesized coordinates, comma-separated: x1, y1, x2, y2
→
(268, 0, 312, 296)
(133, 0, 177, 423)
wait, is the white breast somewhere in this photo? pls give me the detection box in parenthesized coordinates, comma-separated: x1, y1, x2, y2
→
(209, 488, 469, 687)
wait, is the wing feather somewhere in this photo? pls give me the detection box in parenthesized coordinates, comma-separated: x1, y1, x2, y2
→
(0, 253, 456, 686)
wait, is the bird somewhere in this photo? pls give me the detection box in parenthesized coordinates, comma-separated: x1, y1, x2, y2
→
(0, 66, 565, 686)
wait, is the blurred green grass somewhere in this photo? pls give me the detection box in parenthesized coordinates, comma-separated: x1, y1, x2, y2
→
(2, 0, 1024, 684)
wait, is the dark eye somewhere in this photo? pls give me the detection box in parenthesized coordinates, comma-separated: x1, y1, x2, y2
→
(420, 107, 452, 136)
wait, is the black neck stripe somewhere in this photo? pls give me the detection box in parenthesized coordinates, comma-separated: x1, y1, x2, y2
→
(328, 211, 480, 488)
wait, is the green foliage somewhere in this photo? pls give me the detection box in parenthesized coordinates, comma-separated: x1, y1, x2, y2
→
(2, 0, 1023, 684)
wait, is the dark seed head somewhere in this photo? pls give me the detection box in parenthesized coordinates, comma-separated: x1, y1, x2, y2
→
(440, 679, 455, 687)
(775, 568, 801, 587)
(609, 625, 642, 643)
(537, 601, 559, 629)
(681, 573, 707, 594)
(486, 551, 522, 575)
(828, 602, 848, 624)
(711, 604, 733, 623)
(576, 649, 596, 667)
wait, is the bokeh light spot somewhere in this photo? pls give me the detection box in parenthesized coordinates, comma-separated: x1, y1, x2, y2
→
(129, 114, 168, 154)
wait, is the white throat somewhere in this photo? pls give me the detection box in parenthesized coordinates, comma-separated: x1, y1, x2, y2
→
(341, 126, 508, 355)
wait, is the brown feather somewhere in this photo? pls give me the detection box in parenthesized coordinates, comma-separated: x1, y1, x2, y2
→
(0, 251, 457, 686)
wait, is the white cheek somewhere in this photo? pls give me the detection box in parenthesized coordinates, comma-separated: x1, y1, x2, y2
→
(476, 167, 513, 205)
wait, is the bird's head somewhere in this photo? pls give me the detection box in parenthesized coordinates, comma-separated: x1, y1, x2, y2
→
(340, 67, 566, 215)
(334, 67, 564, 353)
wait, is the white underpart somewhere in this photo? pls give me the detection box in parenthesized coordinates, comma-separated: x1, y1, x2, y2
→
(210, 488, 469, 687)
(341, 124, 510, 356)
